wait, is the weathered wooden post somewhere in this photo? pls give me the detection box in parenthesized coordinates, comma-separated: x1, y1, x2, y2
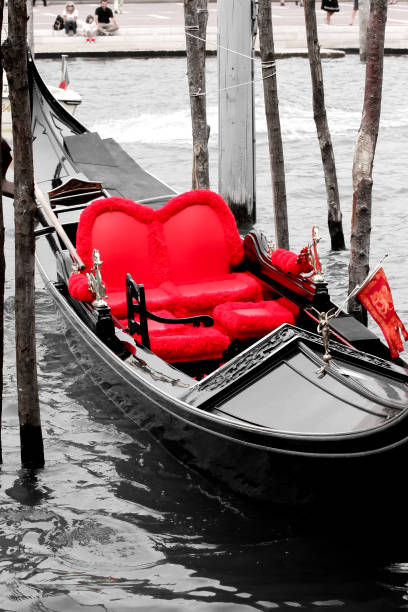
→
(349, 0, 387, 320)
(27, 0, 34, 54)
(218, 0, 256, 226)
(2, 0, 44, 468)
(257, 0, 289, 249)
(184, 0, 210, 190)
(0, 0, 4, 465)
(304, 0, 345, 251)
(359, 0, 370, 62)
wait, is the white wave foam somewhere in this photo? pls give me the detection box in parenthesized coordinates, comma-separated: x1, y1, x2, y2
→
(91, 107, 218, 144)
(91, 102, 408, 145)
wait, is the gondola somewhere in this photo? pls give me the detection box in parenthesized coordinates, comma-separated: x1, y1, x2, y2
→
(2, 56, 81, 137)
(30, 53, 408, 511)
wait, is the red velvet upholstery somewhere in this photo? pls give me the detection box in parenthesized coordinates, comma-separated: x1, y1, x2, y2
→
(68, 272, 94, 302)
(107, 287, 174, 319)
(160, 190, 243, 282)
(169, 273, 262, 316)
(119, 311, 230, 363)
(67, 190, 268, 361)
(271, 248, 313, 275)
(213, 300, 296, 341)
(276, 297, 300, 317)
(75, 198, 169, 295)
(69, 193, 307, 358)
(70, 192, 261, 319)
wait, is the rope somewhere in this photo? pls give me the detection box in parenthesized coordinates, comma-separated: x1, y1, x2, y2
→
(185, 27, 277, 97)
(185, 30, 255, 62)
(189, 72, 276, 98)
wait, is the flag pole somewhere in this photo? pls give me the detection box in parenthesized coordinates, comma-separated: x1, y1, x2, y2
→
(333, 253, 389, 318)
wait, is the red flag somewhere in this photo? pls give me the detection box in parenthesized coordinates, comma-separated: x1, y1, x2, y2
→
(357, 268, 408, 358)
(58, 59, 69, 90)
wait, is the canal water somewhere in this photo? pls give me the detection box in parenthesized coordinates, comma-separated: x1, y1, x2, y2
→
(1, 54, 408, 610)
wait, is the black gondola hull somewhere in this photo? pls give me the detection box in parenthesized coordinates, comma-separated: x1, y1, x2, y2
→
(31, 54, 408, 512)
(38, 264, 408, 510)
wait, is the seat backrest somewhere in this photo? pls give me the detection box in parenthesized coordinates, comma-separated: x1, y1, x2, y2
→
(76, 191, 244, 292)
(76, 197, 160, 291)
(157, 189, 244, 284)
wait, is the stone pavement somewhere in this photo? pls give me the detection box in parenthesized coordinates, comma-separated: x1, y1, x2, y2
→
(26, 1, 408, 57)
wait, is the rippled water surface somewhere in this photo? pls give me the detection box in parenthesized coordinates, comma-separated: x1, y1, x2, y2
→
(1, 55, 408, 610)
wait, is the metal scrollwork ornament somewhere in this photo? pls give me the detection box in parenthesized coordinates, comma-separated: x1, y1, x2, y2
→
(315, 308, 336, 375)
(87, 249, 108, 308)
(309, 225, 324, 282)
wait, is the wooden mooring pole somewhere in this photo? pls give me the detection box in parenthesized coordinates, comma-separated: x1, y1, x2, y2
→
(349, 0, 387, 321)
(2, 2, 44, 469)
(184, 0, 210, 190)
(359, 0, 370, 62)
(0, 0, 5, 465)
(257, 0, 289, 249)
(218, 0, 256, 227)
(304, 0, 345, 251)
(27, 0, 34, 56)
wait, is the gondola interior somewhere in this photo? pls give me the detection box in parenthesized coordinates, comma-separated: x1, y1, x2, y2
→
(67, 189, 301, 373)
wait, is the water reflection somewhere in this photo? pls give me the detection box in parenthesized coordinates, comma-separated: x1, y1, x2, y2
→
(5, 470, 51, 506)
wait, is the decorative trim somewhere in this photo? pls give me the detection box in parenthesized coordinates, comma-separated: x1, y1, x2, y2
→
(196, 325, 397, 394)
(197, 326, 298, 392)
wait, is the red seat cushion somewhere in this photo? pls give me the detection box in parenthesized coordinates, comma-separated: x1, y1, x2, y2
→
(150, 327, 230, 363)
(168, 272, 262, 316)
(107, 286, 174, 318)
(276, 297, 300, 317)
(119, 311, 230, 363)
(213, 300, 296, 341)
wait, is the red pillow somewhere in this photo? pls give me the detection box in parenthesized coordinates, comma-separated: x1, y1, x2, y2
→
(68, 272, 94, 302)
(271, 248, 313, 275)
